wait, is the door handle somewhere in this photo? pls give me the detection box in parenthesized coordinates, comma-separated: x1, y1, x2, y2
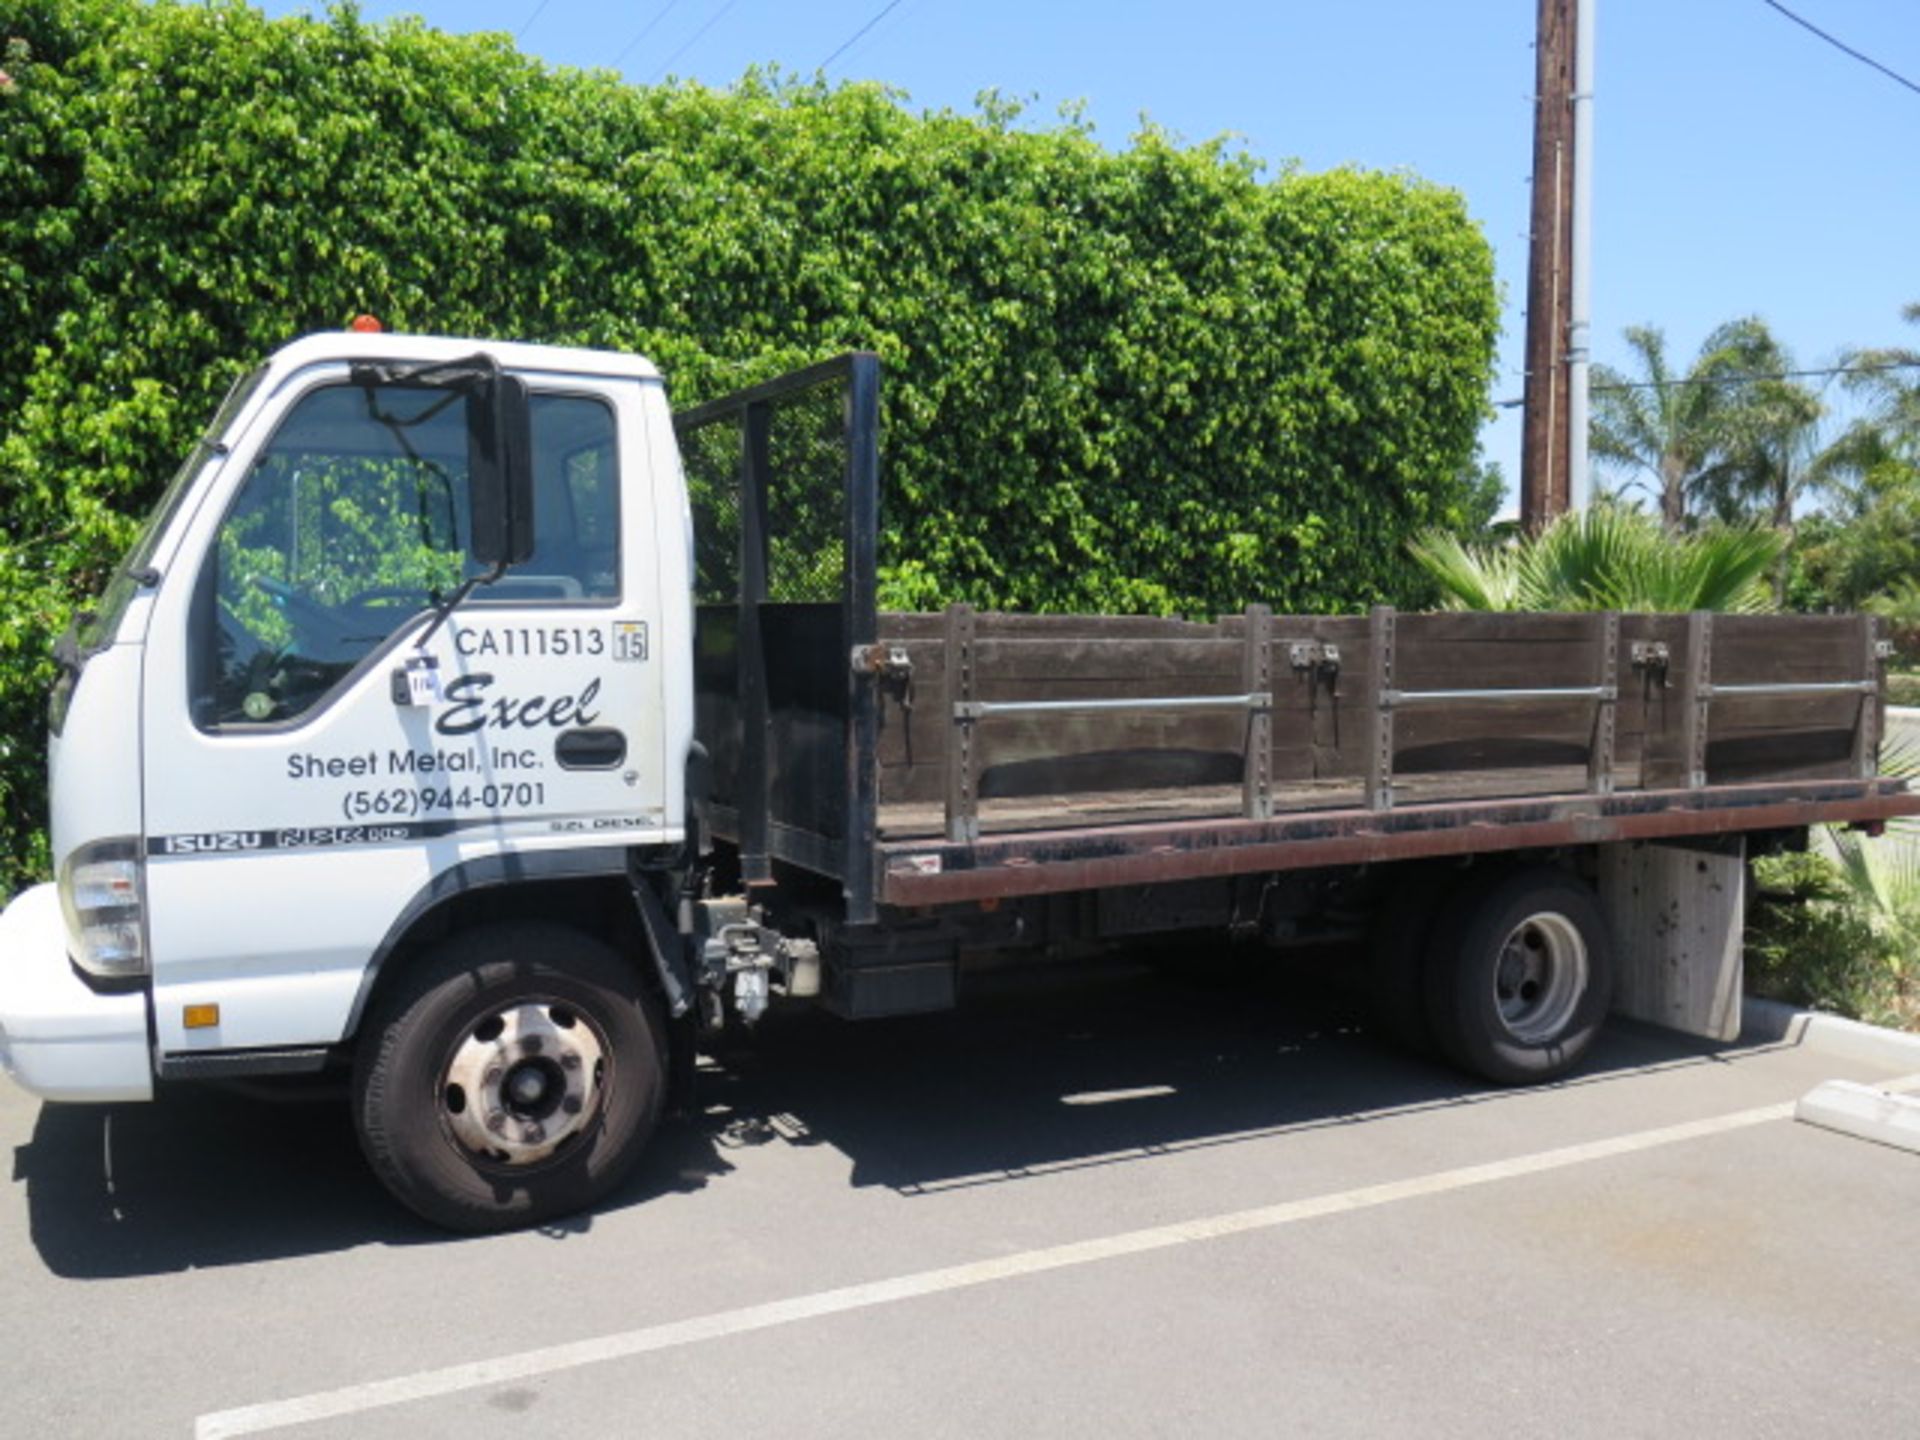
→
(554, 727, 627, 770)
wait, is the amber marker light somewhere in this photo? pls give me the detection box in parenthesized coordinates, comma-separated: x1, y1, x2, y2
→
(183, 1004, 221, 1030)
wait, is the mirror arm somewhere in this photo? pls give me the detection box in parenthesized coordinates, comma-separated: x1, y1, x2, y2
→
(413, 560, 507, 652)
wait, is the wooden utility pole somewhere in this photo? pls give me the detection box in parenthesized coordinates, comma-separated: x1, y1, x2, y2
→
(1521, 0, 1577, 531)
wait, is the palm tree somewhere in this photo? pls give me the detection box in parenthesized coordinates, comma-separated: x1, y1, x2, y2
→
(1589, 320, 1774, 531)
(1697, 325, 1826, 521)
(1693, 323, 1845, 603)
(1835, 300, 1920, 494)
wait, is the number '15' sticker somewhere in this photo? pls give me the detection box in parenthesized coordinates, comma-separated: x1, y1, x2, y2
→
(614, 622, 649, 662)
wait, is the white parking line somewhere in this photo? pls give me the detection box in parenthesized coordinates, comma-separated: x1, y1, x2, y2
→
(194, 1076, 1920, 1440)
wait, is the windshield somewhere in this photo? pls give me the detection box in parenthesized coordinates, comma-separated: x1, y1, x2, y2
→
(75, 364, 269, 655)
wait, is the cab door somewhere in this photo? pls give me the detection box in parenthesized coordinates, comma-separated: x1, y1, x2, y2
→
(140, 363, 670, 1059)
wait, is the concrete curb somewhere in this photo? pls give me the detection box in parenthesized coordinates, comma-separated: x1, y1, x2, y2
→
(1795, 1079, 1920, 1155)
(1741, 995, 1920, 1071)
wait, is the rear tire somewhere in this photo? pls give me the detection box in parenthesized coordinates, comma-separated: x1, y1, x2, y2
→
(1423, 866, 1613, 1085)
(353, 922, 665, 1232)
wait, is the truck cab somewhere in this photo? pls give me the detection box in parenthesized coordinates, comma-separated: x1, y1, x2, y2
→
(3, 330, 701, 1227)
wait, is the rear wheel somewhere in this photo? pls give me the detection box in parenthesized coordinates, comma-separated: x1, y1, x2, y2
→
(1423, 866, 1613, 1085)
(353, 922, 665, 1232)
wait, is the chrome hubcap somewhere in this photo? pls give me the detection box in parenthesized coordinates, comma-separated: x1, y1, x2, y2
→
(1492, 912, 1587, 1045)
(442, 1002, 606, 1165)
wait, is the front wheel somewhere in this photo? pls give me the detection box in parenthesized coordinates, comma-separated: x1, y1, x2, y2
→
(353, 923, 665, 1232)
(1423, 866, 1614, 1085)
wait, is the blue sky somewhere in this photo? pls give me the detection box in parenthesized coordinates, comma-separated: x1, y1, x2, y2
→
(261, 0, 1920, 505)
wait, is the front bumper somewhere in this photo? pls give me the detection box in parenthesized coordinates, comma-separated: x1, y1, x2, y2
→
(0, 883, 153, 1102)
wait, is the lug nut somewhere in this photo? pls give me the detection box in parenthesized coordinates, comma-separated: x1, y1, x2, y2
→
(561, 1096, 583, 1116)
(486, 1110, 507, 1133)
(483, 1065, 503, 1086)
(523, 1123, 545, 1144)
(560, 1052, 581, 1071)
(521, 1035, 544, 1055)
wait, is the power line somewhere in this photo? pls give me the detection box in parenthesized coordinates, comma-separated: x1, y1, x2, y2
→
(820, 0, 909, 72)
(515, 0, 553, 41)
(613, 0, 687, 70)
(649, 0, 742, 83)
(1759, 0, 1920, 98)
(1494, 359, 1920, 408)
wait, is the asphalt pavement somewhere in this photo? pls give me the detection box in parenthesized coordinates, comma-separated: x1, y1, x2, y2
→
(3, 955, 1917, 1440)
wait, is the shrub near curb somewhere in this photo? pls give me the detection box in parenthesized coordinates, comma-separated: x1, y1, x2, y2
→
(0, 0, 1499, 896)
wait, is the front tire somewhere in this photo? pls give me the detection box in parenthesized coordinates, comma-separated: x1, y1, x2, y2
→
(353, 922, 665, 1232)
(1423, 866, 1613, 1085)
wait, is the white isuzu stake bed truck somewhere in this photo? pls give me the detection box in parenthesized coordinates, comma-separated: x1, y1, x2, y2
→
(3, 329, 1914, 1230)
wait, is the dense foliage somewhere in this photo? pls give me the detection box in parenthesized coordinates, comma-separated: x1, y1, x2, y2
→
(1747, 848, 1916, 1030)
(1748, 757, 1920, 1035)
(0, 0, 1499, 892)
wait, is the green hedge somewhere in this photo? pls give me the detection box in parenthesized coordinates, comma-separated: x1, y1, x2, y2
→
(0, 0, 1498, 893)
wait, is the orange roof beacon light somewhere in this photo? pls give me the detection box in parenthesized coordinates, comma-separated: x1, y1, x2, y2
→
(348, 314, 383, 334)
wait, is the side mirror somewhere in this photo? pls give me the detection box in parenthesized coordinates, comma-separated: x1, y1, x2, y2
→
(468, 373, 534, 567)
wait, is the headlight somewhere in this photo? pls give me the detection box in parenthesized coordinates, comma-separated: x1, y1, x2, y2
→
(58, 837, 149, 980)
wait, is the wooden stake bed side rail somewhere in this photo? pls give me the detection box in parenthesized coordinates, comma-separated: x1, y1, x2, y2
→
(874, 777, 1920, 907)
(852, 603, 1908, 907)
(871, 606, 1892, 851)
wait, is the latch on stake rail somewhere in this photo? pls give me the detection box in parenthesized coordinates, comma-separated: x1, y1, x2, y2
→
(851, 642, 912, 681)
(853, 642, 916, 747)
(1285, 640, 1341, 676)
(1629, 640, 1670, 683)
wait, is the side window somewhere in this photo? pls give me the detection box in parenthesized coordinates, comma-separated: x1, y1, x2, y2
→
(195, 382, 620, 728)
(495, 396, 621, 605)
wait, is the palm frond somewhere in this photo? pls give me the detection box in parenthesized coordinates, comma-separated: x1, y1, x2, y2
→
(1866, 580, 1920, 627)
(1663, 524, 1784, 612)
(1881, 732, 1920, 842)
(1405, 530, 1523, 611)
(1408, 507, 1782, 614)
(1828, 828, 1920, 965)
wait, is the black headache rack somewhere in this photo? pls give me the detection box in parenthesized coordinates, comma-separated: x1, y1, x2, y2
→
(676, 352, 884, 923)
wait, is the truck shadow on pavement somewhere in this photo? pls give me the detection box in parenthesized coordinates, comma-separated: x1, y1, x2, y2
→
(13, 949, 1752, 1278)
(12, 1080, 730, 1280)
(682, 953, 1747, 1199)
